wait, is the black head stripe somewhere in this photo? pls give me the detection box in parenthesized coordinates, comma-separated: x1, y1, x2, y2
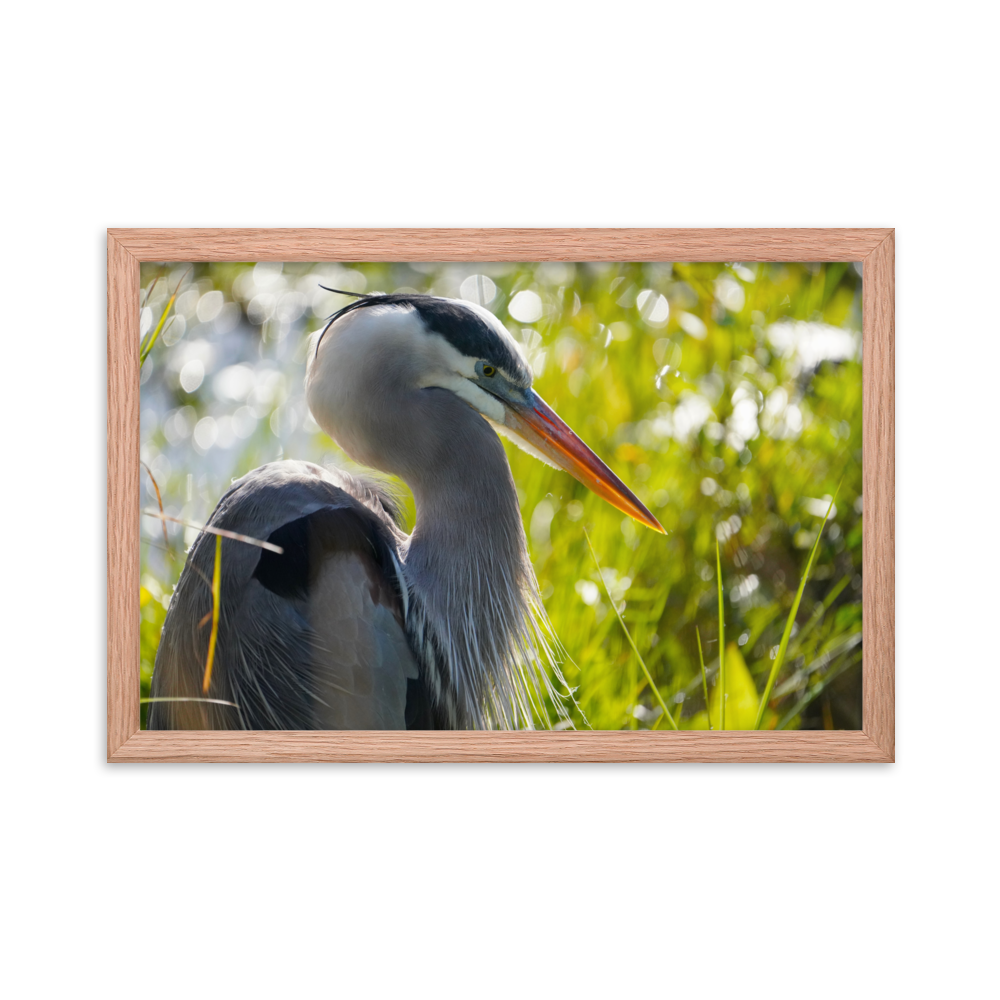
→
(314, 292, 531, 385)
(406, 297, 530, 384)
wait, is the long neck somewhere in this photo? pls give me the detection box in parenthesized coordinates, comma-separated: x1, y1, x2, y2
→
(395, 389, 544, 728)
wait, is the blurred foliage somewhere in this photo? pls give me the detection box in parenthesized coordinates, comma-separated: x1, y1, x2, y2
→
(139, 259, 863, 731)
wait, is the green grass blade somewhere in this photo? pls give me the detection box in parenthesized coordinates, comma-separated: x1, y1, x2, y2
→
(716, 538, 725, 730)
(140, 266, 190, 367)
(139, 297, 174, 366)
(140, 273, 161, 310)
(754, 489, 839, 729)
(584, 528, 677, 731)
(774, 649, 862, 730)
(696, 626, 711, 730)
(201, 534, 222, 693)
(787, 572, 851, 652)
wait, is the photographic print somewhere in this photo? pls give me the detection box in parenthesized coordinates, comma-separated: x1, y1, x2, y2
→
(137, 258, 864, 733)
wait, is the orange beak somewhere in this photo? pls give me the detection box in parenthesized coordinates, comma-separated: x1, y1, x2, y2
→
(504, 390, 665, 533)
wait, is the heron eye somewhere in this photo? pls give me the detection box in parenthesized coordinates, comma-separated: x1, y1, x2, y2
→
(482, 365, 496, 377)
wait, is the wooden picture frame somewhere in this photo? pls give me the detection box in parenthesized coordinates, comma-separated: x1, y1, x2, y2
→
(108, 228, 894, 762)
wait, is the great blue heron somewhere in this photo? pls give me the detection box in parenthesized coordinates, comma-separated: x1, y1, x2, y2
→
(149, 291, 663, 730)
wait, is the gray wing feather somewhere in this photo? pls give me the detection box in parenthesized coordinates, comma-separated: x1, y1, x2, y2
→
(148, 460, 416, 730)
(309, 553, 417, 729)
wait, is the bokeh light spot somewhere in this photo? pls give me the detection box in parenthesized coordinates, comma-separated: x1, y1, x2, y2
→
(179, 359, 205, 393)
(193, 416, 218, 452)
(508, 290, 543, 323)
(196, 290, 224, 323)
(678, 312, 707, 339)
(459, 274, 497, 306)
(637, 289, 670, 328)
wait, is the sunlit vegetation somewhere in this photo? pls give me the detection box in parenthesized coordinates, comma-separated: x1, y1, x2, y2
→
(139, 260, 863, 730)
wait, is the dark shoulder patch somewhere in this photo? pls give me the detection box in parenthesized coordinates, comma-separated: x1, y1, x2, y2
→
(252, 506, 392, 604)
(252, 515, 313, 600)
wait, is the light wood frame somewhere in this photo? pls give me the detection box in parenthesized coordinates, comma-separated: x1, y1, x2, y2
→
(108, 229, 894, 762)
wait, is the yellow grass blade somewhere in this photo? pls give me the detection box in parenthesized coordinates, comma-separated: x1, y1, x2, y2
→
(202, 535, 222, 693)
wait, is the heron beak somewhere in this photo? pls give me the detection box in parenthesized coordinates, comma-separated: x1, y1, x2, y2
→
(503, 390, 665, 533)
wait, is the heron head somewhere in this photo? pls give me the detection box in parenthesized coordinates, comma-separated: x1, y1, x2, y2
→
(307, 291, 663, 533)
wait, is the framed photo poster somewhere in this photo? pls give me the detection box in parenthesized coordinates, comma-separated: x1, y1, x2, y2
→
(107, 229, 894, 762)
